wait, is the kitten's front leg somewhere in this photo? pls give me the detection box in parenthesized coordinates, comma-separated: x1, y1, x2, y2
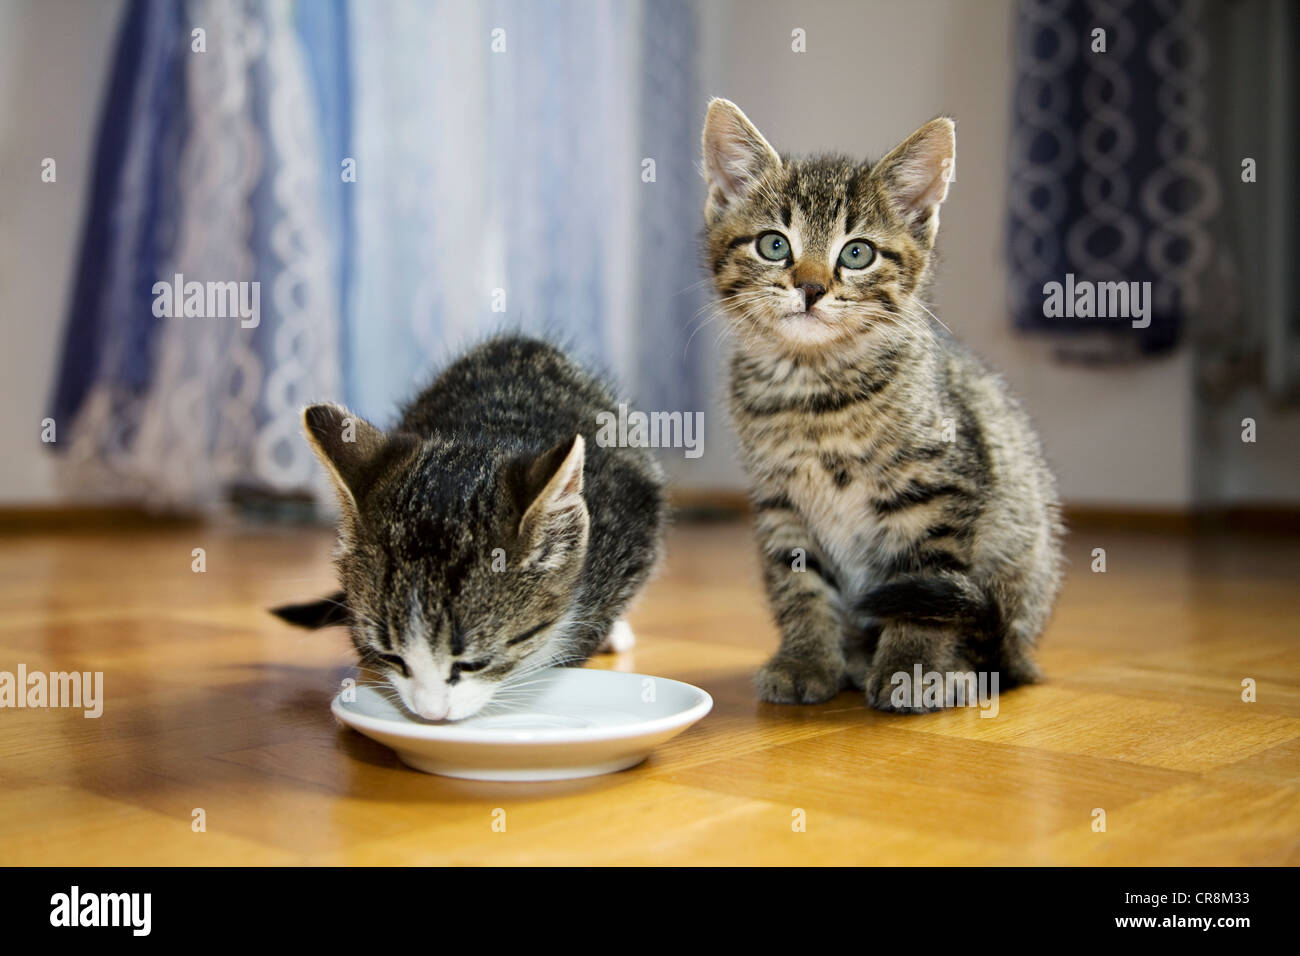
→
(752, 502, 846, 704)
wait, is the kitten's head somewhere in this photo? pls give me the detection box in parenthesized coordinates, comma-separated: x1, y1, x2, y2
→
(701, 98, 955, 357)
(303, 404, 589, 721)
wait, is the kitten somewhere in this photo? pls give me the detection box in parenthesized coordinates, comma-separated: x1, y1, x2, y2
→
(700, 99, 1063, 711)
(273, 335, 666, 720)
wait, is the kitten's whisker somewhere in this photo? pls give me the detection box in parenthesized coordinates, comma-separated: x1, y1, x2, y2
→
(913, 299, 955, 336)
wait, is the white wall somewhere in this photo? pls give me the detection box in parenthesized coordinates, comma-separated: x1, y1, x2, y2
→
(1200, 390, 1300, 504)
(0, 0, 126, 503)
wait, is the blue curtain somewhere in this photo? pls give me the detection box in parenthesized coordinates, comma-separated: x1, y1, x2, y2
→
(51, 0, 188, 471)
(50, 0, 707, 509)
(1007, 0, 1220, 360)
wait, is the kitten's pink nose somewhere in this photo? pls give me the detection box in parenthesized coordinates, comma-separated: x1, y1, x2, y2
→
(417, 703, 449, 720)
(799, 283, 827, 309)
(412, 690, 450, 720)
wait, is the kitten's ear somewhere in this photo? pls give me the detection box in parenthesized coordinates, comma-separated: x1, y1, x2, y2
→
(872, 117, 956, 247)
(701, 98, 781, 221)
(518, 434, 589, 571)
(302, 404, 418, 520)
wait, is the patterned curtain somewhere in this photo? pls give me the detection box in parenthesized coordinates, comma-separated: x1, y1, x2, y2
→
(50, 0, 708, 510)
(1007, 0, 1221, 362)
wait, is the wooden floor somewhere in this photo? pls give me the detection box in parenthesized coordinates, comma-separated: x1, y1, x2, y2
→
(0, 518, 1297, 866)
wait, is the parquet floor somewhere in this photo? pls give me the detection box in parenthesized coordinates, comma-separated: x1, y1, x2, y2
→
(0, 519, 1296, 864)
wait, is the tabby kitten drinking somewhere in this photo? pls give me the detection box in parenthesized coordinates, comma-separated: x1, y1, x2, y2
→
(273, 336, 665, 721)
(701, 99, 1062, 710)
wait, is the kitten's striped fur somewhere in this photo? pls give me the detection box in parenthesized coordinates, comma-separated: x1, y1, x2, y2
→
(282, 336, 666, 720)
(702, 100, 1062, 710)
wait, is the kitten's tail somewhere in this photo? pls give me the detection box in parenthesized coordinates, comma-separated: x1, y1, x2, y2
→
(270, 590, 350, 629)
(859, 572, 1002, 641)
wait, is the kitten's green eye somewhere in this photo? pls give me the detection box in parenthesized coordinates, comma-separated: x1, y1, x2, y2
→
(838, 240, 875, 269)
(756, 232, 791, 261)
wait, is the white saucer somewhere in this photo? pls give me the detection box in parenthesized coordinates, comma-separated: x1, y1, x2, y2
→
(331, 667, 713, 781)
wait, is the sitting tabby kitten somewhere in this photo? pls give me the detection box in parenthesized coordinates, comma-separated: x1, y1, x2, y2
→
(274, 336, 665, 720)
(701, 99, 1062, 710)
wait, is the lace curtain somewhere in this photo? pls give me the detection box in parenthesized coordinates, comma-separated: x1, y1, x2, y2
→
(51, 0, 708, 510)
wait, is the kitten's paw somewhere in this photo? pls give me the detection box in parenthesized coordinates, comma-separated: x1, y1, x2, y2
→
(864, 666, 943, 714)
(864, 650, 973, 713)
(1000, 650, 1042, 688)
(597, 619, 636, 654)
(756, 654, 842, 704)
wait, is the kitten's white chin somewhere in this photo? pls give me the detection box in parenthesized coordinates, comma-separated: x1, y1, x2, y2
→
(773, 313, 845, 349)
